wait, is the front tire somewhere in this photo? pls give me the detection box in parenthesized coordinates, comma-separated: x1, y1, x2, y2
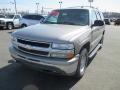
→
(7, 23, 14, 30)
(74, 48, 88, 78)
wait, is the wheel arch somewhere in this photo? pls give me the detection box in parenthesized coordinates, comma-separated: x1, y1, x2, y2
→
(80, 42, 90, 53)
(6, 22, 14, 25)
(6, 22, 14, 27)
(21, 23, 27, 27)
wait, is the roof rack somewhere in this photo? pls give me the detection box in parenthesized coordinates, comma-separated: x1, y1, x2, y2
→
(67, 6, 98, 9)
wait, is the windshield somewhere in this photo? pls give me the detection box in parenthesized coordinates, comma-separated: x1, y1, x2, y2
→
(6, 15, 14, 19)
(44, 9, 89, 26)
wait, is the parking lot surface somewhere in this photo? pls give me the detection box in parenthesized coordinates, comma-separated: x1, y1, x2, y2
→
(0, 25, 120, 90)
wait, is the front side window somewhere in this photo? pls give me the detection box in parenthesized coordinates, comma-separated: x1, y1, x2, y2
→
(34, 15, 44, 20)
(44, 9, 89, 26)
(14, 15, 20, 19)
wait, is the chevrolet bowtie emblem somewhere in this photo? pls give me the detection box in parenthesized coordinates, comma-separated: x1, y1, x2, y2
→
(25, 45, 32, 50)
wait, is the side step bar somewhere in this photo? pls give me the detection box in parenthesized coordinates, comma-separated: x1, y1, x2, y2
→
(89, 44, 102, 58)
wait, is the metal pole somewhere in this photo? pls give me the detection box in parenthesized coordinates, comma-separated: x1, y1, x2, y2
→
(90, 2, 91, 7)
(14, 0, 17, 14)
(59, 1, 62, 9)
(36, 3, 39, 14)
(41, 6, 44, 15)
(88, 0, 93, 7)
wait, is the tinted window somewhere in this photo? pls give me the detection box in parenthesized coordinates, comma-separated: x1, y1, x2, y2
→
(6, 15, 14, 19)
(34, 15, 44, 20)
(14, 15, 20, 19)
(29, 15, 36, 20)
(44, 9, 89, 26)
(22, 15, 30, 19)
(23, 15, 44, 20)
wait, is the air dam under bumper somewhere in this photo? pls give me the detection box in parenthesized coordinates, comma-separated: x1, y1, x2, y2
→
(9, 46, 79, 75)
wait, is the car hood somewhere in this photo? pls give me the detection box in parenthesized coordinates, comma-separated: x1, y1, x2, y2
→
(13, 24, 89, 43)
(0, 18, 13, 22)
(0, 18, 5, 19)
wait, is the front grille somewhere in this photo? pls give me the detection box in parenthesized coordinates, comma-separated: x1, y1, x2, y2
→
(16, 39, 51, 57)
(18, 46, 49, 56)
(17, 39, 50, 48)
(0, 20, 5, 25)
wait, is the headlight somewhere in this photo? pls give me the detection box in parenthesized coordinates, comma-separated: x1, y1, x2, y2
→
(51, 50, 75, 59)
(11, 36, 17, 43)
(51, 43, 75, 59)
(52, 43, 74, 50)
(0, 20, 5, 24)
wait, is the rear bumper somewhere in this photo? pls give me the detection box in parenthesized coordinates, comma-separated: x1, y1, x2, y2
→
(9, 46, 79, 75)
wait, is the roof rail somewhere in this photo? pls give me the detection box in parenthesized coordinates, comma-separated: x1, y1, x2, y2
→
(67, 6, 98, 9)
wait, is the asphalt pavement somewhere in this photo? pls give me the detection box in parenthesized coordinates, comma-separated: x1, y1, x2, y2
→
(0, 25, 120, 90)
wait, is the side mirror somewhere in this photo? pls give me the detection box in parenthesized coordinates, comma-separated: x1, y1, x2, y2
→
(93, 20, 104, 27)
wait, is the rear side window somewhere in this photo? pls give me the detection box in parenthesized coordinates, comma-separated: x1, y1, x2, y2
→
(23, 15, 44, 20)
(34, 15, 44, 20)
(22, 15, 30, 19)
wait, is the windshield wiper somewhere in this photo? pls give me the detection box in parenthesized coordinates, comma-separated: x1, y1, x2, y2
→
(57, 22, 76, 25)
(43, 21, 57, 24)
(44, 21, 76, 25)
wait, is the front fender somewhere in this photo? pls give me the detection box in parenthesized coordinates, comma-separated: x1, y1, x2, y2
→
(72, 30, 91, 54)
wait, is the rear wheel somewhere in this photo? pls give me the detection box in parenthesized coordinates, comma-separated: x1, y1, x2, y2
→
(74, 48, 88, 78)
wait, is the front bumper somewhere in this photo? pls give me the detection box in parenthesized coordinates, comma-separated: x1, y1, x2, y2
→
(9, 46, 79, 75)
(0, 22, 6, 27)
(0, 24, 6, 27)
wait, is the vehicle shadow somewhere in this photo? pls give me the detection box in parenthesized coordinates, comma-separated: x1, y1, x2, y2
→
(7, 31, 13, 34)
(0, 61, 80, 90)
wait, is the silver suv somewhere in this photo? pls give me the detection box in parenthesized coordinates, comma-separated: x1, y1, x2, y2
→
(9, 6, 105, 78)
(20, 14, 44, 28)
